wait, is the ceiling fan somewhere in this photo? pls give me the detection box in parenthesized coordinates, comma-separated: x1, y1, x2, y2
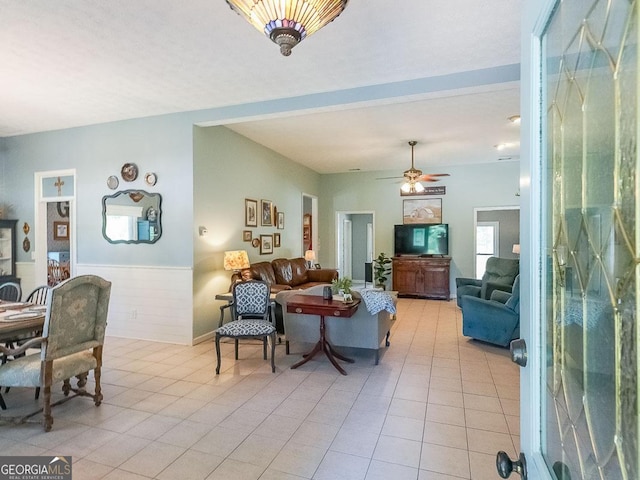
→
(379, 141, 450, 193)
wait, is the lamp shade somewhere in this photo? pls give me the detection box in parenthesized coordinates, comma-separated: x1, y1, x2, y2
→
(512, 244, 521, 255)
(304, 250, 316, 261)
(224, 250, 250, 271)
(225, 0, 349, 56)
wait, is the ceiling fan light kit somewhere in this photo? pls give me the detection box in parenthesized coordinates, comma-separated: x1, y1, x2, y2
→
(399, 141, 449, 194)
(225, 0, 349, 56)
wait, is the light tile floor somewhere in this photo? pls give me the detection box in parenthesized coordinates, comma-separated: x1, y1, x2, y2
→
(0, 298, 519, 479)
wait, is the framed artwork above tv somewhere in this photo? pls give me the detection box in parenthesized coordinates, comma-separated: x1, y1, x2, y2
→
(403, 198, 442, 224)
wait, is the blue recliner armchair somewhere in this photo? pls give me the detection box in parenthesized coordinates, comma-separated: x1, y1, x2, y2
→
(461, 275, 520, 347)
(455, 257, 519, 307)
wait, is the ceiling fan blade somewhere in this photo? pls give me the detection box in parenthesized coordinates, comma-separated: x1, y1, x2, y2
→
(376, 176, 404, 180)
(416, 173, 450, 182)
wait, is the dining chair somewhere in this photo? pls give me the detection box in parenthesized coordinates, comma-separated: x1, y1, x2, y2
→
(0, 282, 26, 405)
(0, 274, 111, 431)
(2, 285, 51, 403)
(26, 285, 50, 305)
(215, 280, 276, 374)
(47, 259, 63, 286)
(0, 282, 21, 302)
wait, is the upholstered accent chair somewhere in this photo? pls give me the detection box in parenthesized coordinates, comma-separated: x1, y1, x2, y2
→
(461, 275, 520, 347)
(215, 280, 276, 374)
(0, 275, 111, 431)
(455, 257, 519, 307)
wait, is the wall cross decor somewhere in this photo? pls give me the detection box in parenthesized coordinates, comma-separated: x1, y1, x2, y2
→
(54, 176, 64, 196)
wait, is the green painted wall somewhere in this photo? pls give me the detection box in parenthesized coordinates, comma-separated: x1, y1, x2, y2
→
(318, 161, 520, 293)
(192, 126, 321, 338)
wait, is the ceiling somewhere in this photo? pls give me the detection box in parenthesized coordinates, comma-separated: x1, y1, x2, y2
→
(0, 0, 522, 174)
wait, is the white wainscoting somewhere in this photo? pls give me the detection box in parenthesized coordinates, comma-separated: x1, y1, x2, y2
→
(17, 262, 195, 344)
(16, 262, 37, 297)
(76, 264, 193, 345)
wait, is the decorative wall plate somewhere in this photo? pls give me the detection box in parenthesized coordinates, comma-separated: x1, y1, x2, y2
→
(22, 237, 30, 252)
(121, 163, 138, 182)
(144, 172, 157, 186)
(22, 222, 30, 235)
(251, 238, 260, 248)
(107, 175, 119, 190)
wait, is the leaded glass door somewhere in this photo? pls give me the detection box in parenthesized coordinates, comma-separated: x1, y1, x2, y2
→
(518, 1, 639, 479)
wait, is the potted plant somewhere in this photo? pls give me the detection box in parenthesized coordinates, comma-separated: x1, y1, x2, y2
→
(373, 252, 392, 289)
(331, 276, 353, 295)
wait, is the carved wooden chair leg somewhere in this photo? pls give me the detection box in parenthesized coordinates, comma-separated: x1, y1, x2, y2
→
(0, 392, 6, 410)
(235, 339, 239, 360)
(76, 372, 88, 390)
(43, 363, 53, 432)
(35, 387, 40, 400)
(62, 379, 71, 396)
(263, 337, 267, 360)
(94, 347, 103, 405)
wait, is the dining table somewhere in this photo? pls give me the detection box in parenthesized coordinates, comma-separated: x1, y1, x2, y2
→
(0, 301, 46, 343)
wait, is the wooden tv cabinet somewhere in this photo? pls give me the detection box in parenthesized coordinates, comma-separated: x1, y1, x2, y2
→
(392, 256, 451, 300)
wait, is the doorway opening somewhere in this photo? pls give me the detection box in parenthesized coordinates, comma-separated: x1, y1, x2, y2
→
(34, 171, 76, 288)
(336, 211, 374, 283)
(301, 194, 318, 260)
(473, 207, 519, 278)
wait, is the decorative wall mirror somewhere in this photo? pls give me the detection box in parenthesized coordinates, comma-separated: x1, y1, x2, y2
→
(102, 190, 162, 244)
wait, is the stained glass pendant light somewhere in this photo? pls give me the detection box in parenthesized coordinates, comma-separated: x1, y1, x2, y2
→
(225, 0, 349, 56)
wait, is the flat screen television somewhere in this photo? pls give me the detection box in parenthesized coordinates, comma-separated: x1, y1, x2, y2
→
(394, 223, 449, 256)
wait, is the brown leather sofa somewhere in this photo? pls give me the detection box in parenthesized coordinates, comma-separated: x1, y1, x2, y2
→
(241, 257, 338, 293)
(239, 257, 338, 334)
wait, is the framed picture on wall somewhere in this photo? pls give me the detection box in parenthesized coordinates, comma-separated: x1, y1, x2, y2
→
(243, 230, 252, 242)
(53, 221, 69, 240)
(245, 199, 258, 227)
(274, 233, 281, 247)
(277, 211, 285, 229)
(402, 198, 442, 224)
(261, 199, 273, 226)
(260, 234, 273, 255)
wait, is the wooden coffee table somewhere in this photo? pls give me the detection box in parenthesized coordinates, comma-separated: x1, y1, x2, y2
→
(286, 294, 360, 375)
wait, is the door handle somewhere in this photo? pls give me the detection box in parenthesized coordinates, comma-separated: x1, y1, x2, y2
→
(496, 451, 527, 479)
(510, 338, 527, 367)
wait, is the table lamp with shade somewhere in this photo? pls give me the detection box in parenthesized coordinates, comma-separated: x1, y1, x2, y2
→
(512, 244, 521, 256)
(304, 250, 316, 269)
(224, 250, 250, 289)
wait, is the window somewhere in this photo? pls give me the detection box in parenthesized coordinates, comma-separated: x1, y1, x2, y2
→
(476, 222, 499, 278)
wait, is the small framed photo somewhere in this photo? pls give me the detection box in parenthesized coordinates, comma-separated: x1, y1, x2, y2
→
(273, 233, 281, 247)
(260, 234, 273, 255)
(245, 198, 258, 227)
(277, 211, 285, 229)
(53, 221, 69, 240)
(403, 198, 442, 224)
(243, 230, 252, 242)
(261, 199, 273, 226)
(314, 263, 321, 269)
